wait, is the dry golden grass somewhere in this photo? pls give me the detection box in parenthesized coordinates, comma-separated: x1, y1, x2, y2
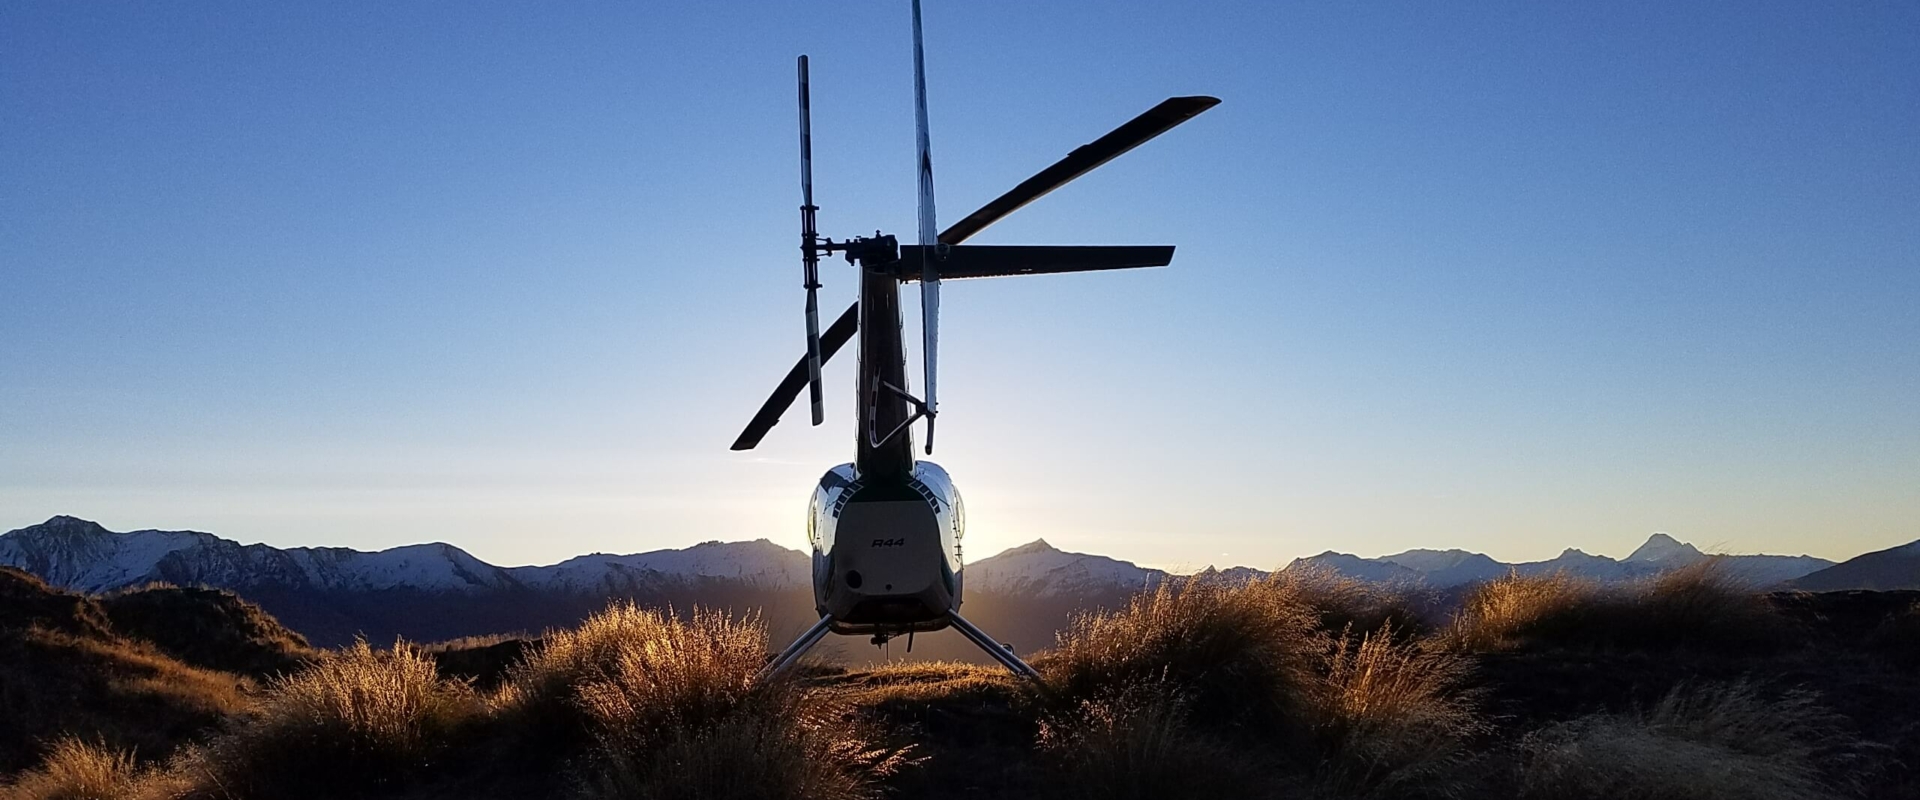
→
(1309, 625, 1484, 799)
(1517, 682, 1861, 800)
(1446, 560, 1786, 654)
(826, 660, 1018, 706)
(1267, 565, 1430, 637)
(557, 606, 911, 800)
(175, 639, 481, 800)
(1037, 578, 1321, 736)
(1444, 571, 1598, 651)
(0, 738, 186, 800)
(1037, 580, 1484, 799)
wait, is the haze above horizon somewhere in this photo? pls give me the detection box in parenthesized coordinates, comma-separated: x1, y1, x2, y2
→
(4, 2, 1915, 569)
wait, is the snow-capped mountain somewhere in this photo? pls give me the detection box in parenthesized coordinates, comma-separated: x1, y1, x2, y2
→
(965, 539, 1165, 596)
(514, 540, 809, 593)
(3, 517, 1841, 601)
(1379, 549, 1509, 586)
(1624, 532, 1706, 565)
(0, 516, 805, 596)
(1513, 548, 1635, 581)
(1283, 551, 1424, 584)
(0, 516, 521, 594)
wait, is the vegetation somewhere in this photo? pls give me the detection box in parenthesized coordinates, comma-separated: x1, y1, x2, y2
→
(1447, 560, 1789, 654)
(1516, 682, 1865, 800)
(4, 564, 1917, 799)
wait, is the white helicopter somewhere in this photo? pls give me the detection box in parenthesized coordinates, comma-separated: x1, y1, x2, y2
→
(733, 0, 1215, 678)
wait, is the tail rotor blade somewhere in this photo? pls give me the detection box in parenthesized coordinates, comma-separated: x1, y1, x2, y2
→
(732, 301, 860, 451)
(912, 0, 940, 451)
(798, 55, 826, 426)
(939, 95, 1220, 246)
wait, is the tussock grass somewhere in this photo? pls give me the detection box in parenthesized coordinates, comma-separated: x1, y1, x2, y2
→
(1444, 571, 1598, 651)
(559, 606, 911, 800)
(0, 738, 183, 800)
(1517, 682, 1862, 800)
(1310, 625, 1483, 799)
(1036, 689, 1268, 800)
(1037, 580, 1483, 799)
(1447, 560, 1787, 654)
(1268, 565, 1431, 637)
(1037, 578, 1321, 736)
(177, 639, 480, 800)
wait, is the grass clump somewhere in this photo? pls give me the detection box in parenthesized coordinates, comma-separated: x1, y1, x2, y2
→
(1310, 625, 1483, 799)
(1037, 578, 1321, 736)
(1445, 571, 1598, 651)
(0, 738, 182, 800)
(178, 639, 480, 800)
(1447, 560, 1786, 654)
(1517, 681, 1863, 800)
(561, 606, 910, 800)
(1036, 689, 1267, 800)
(1267, 565, 1432, 638)
(1037, 580, 1484, 799)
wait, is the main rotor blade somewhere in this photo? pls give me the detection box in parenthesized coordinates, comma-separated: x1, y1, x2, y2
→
(899, 245, 1175, 280)
(938, 95, 1220, 246)
(911, 0, 942, 447)
(731, 300, 860, 451)
(798, 55, 825, 427)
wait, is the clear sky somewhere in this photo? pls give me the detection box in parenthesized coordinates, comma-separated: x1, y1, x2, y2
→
(4, 1, 1915, 570)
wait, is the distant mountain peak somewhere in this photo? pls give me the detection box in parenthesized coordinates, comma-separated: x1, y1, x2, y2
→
(1625, 532, 1704, 564)
(1002, 539, 1057, 556)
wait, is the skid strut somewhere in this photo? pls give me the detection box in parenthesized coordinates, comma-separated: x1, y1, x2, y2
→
(757, 612, 1042, 681)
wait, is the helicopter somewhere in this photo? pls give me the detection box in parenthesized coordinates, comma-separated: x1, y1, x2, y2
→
(734, 0, 1215, 678)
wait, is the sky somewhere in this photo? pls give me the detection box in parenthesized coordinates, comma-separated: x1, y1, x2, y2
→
(3, 1, 1916, 570)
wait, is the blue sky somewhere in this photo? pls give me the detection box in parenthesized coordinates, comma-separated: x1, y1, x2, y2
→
(4, 1, 1915, 569)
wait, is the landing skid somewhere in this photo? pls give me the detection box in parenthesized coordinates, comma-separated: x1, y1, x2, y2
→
(757, 612, 1041, 681)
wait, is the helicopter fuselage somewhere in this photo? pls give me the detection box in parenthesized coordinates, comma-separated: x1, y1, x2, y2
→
(806, 250, 964, 636)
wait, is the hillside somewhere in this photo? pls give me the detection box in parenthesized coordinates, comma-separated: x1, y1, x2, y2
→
(4, 563, 1919, 799)
(0, 567, 307, 773)
(1791, 541, 1920, 591)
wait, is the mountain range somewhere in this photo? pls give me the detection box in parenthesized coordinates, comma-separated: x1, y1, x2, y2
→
(2, 515, 1908, 648)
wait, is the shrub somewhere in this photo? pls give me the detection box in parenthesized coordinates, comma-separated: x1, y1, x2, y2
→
(1037, 578, 1320, 739)
(1309, 625, 1483, 799)
(566, 607, 910, 800)
(178, 639, 480, 800)
(1517, 682, 1860, 800)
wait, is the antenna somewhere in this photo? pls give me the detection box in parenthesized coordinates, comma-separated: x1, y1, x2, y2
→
(798, 55, 825, 426)
(911, 0, 940, 453)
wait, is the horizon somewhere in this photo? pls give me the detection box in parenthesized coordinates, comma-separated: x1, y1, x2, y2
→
(4, 513, 1853, 574)
(5, 2, 1915, 569)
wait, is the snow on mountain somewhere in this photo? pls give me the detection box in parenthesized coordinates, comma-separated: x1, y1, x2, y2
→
(1283, 552, 1423, 584)
(0, 516, 806, 596)
(513, 540, 809, 593)
(0, 516, 1846, 601)
(965, 539, 1164, 596)
(1513, 548, 1636, 581)
(1624, 532, 1706, 565)
(0, 516, 216, 592)
(1190, 565, 1271, 585)
(1379, 548, 1509, 587)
